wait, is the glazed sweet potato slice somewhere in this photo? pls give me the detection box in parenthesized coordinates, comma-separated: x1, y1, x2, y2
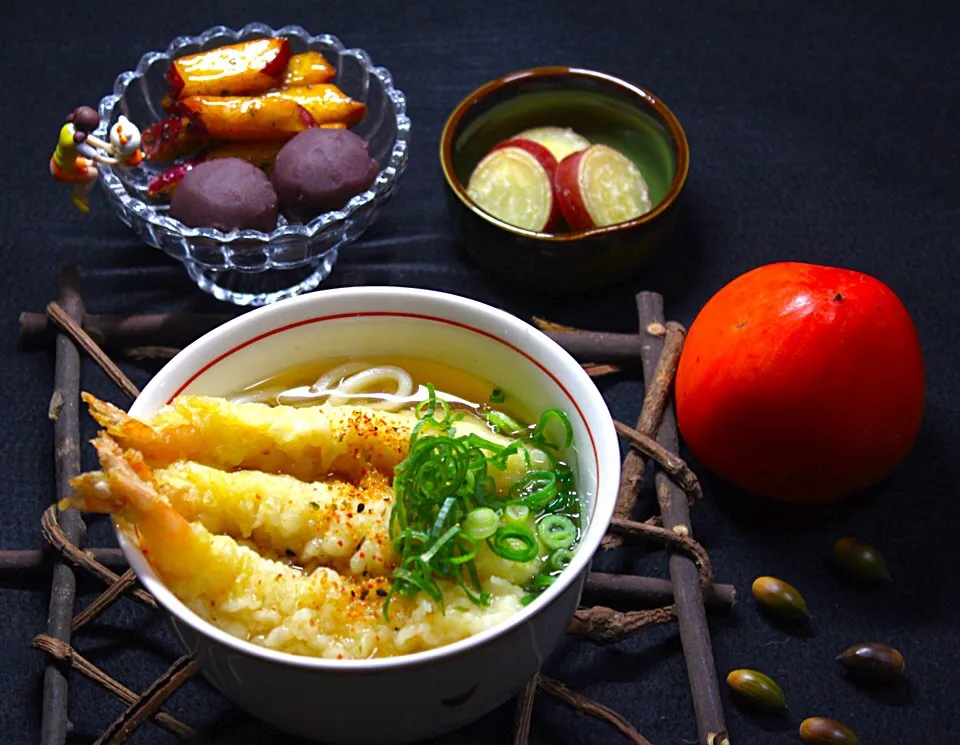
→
(141, 114, 208, 162)
(166, 38, 292, 99)
(264, 86, 366, 127)
(173, 95, 315, 139)
(172, 86, 365, 139)
(281, 51, 336, 87)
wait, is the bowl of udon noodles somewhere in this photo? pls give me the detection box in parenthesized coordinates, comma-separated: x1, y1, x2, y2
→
(64, 286, 620, 744)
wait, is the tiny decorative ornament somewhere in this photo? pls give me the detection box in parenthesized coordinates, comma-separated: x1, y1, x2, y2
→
(49, 106, 143, 213)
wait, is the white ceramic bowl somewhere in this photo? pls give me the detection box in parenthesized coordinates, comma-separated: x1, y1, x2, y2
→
(121, 287, 620, 744)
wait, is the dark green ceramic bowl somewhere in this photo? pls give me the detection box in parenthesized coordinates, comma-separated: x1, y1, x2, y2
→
(440, 67, 689, 292)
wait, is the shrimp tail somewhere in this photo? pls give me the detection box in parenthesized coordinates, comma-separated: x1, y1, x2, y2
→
(83, 391, 168, 447)
(62, 470, 128, 514)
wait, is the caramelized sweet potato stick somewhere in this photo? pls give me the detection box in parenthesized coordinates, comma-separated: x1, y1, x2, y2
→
(165, 38, 291, 99)
(173, 95, 315, 140)
(281, 51, 336, 87)
(141, 114, 208, 162)
(264, 85, 367, 127)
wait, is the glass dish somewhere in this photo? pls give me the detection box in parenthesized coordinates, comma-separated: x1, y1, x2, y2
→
(95, 23, 410, 306)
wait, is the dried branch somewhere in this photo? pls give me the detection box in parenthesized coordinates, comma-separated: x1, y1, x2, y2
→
(0, 547, 126, 573)
(538, 676, 655, 745)
(41, 506, 155, 609)
(612, 420, 703, 505)
(19, 311, 235, 351)
(95, 655, 200, 745)
(584, 573, 735, 609)
(512, 676, 539, 745)
(46, 301, 140, 399)
(568, 605, 676, 645)
(41, 265, 86, 745)
(637, 292, 727, 745)
(72, 568, 139, 632)
(608, 517, 715, 589)
(603, 320, 686, 549)
(31, 635, 201, 742)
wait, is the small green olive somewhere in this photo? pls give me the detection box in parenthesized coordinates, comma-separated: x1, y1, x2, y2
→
(832, 538, 891, 582)
(838, 642, 905, 686)
(751, 576, 809, 621)
(726, 669, 787, 712)
(800, 717, 860, 745)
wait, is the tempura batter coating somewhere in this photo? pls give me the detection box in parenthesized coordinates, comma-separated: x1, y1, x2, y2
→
(154, 461, 398, 576)
(83, 392, 417, 481)
(64, 435, 524, 659)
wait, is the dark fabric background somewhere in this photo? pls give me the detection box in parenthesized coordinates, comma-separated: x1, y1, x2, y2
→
(1, 1, 957, 743)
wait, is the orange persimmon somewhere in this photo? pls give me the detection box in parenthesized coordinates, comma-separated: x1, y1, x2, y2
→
(675, 262, 925, 503)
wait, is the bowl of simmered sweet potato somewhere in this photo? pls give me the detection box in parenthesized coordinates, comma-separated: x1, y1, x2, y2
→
(95, 23, 410, 306)
(440, 67, 688, 293)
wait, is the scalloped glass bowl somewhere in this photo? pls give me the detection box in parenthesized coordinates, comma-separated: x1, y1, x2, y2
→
(95, 24, 410, 306)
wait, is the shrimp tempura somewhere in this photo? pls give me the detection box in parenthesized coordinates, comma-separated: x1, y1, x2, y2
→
(82, 392, 417, 481)
(73, 458, 398, 575)
(63, 434, 523, 659)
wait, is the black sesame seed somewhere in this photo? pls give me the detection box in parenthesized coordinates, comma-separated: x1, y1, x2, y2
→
(357, 503, 365, 513)
(376, 589, 387, 597)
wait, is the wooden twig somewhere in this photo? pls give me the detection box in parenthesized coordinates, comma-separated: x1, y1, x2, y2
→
(568, 605, 676, 645)
(538, 676, 655, 745)
(31, 635, 200, 742)
(512, 677, 539, 745)
(584, 573, 736, 609)
(41, 265, 86, 745)
(72, 568, 139, 632)
(637, 292, 727, 745)
(118, 345, 181, 361)
(613, 421, 703, 505)
(603, 321, 686, 550)
(19, 311, 235, 351)
(95, 655, 200, 745)
(608, 517, 715, 589)
(532, 320, 645, 363)
(46, 302, 140, 399)
(41, 506, 155, 608)
(583, 363, 623, 377)
(0, 547, 126, 573)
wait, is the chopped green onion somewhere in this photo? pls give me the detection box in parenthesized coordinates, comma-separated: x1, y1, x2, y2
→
(531, 573, 557, 588)
(537, 515, 577, 550)
(533, 409, 574, 450)
(509, 470, 558, 510)
(386, 382, 580, 619)
(485, 410, 525, 436)
(504, 504, 530, 525)
(548, 548, 574, 572)
(463, 507, 498, 540)
(420, 525, 460, 564)
(489, 388, 505, 404)
(488, 525, 539, 563)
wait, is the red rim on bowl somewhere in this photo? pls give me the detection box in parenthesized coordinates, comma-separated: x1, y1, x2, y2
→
(439, 66, 691, 242)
